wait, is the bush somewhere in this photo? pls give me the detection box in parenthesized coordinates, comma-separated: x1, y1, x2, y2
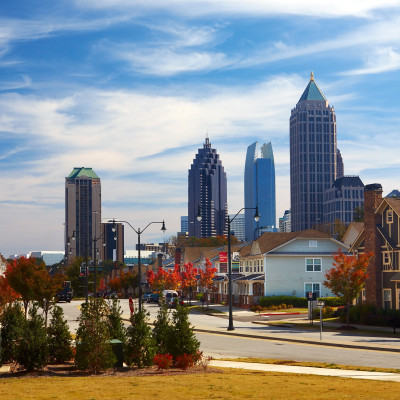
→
(259, 296, 308, 308)
(0, 303, 25, 363)
(107, 298, 127, 344)
(175, 353, 195, 370)
(318, 297, 345, 307)
(17, 304, 48, 371)
(312, 306, 335, 319)
(347, 305, 400, 327)
(47, 305, 73, 363)
(169, 305, 200, 362)
(153, 353, 173, 370)
(152, 303, 172, 355)
(75, 298, 116, 373)
(126, 308, 156, 368)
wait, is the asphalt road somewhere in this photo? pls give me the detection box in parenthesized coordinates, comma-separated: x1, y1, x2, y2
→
(59, 299, 400, 369)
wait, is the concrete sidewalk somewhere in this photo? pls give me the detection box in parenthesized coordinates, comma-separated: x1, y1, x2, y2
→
(209, 360, 400, 382)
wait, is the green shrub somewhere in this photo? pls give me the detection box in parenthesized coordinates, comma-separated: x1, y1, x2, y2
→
(153, 303, 172, 355)
(0, 303, 25, 363)
(312, 306, 335, 319)
(347, 305, 400, 327)
(107, 298, 127, 344)
(75, 298, 116, 373)
(259, 296, 308, 308)
(47, 305, 73, 363)
(169, 305, 200, 362)
(17, 304, 48, 371)
(318, 297, 345, 307)
(126, 308, 156, 368)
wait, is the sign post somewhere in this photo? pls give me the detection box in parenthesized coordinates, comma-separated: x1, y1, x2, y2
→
(307, 292, 317, 325)
(316, 301, 325, 340)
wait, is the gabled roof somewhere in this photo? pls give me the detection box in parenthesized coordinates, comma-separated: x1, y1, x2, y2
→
(342, 222, 364, 247)
(298, 72, 327, 102)
(256, 229, 331, 255)
(67, 167, 99, 179)
(378, 197, 400, 216)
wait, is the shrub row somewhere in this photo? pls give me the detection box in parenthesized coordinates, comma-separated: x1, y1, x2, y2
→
(258, 295, 344, 308)
(346, 305, 400, 327)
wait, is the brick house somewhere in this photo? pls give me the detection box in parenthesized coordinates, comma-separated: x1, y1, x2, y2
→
(350, 183, 400, 309)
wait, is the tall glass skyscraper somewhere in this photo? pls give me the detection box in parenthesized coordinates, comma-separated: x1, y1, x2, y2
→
(244, 141, 276, 241)
(290, 72, 337, 231)
(188, 137, 228, 238)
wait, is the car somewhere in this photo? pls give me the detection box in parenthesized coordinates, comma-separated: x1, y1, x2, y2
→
(147, 293, 160, 303)
(142, 292, 152, 302)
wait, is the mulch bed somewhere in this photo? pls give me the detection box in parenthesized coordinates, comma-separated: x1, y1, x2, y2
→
(0, 362, 221, 379)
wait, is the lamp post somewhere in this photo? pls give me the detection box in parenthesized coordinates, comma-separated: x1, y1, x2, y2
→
(110, 219, 166, 311)
(197, 206, 259, 331)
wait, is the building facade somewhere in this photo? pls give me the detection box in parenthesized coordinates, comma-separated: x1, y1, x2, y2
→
(188, 137, 228, 238)
(290, 72, 337, 231)
(180, 216, 188, 233)
(323, 176, 364, 227)
(229, 213, 245, 241)
(65, 167, 103, 264)
(279, 210, 292, 233)
(244, 141, 276, 241)
(102, 221, 124, 263)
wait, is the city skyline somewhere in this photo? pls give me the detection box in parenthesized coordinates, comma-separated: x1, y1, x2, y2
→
(1, 1, 400, 256)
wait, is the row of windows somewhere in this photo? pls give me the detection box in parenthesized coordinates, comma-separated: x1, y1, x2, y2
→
(235, 258, 323, 274)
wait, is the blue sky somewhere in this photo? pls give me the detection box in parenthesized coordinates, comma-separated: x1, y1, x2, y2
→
(1, 1, 400, 257)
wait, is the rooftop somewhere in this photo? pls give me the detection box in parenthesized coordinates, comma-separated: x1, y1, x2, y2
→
(298, 72, 327, 102)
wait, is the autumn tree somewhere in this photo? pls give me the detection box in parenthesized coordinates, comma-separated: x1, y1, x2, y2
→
(146, 267, 168, 293)
(324, 250, 373, 326)
(0, 275, 20, 312)
(198, 259, 217, 293)
(6, 257, 46, 318)
(166, 265, 182, 291)
(180, 263, 198, 301)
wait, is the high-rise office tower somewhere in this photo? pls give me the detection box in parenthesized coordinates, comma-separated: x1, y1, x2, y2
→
(102, 221, 124, 263)
(188, 137, 228, 238)
(290, 72, 337, 231)
(65, 167, 103, 264)
(336, 149, 344, 179)
(244, 142, 276, 241)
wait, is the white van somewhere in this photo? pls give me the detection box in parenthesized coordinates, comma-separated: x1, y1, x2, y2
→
(160, 290, 179, 307)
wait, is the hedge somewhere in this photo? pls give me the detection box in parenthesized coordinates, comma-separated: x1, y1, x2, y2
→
(258, 295, 344, 308)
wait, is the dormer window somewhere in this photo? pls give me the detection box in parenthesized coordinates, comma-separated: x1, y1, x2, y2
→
(387, 210, 393, 224)
(309, 240, 317, 247)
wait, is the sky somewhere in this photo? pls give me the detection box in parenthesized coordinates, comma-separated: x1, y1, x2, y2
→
(1, 0, 400, 257)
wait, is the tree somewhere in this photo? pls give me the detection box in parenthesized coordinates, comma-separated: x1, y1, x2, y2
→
(0, 275, 20, 312)
(324, 250, 373, 326)
(47, 305, 73, 363)
(166, 264, 182, 291)
(35, 270, 64, 328)
(0, 302, 25, 363)
(198, 259, 217, 307)
(152, 303, 172, 355)
(168, 305, 200, 361)
(107, 298, 127, 344)
(146, 267, 168, 293)
(180, 263, 198, 301)
(75, 298, 116, 373)
(126, 308, 156, 368)
(65, 257, 85, 297)
(5, 257, 46, 318)
(17, 304, 49, 371)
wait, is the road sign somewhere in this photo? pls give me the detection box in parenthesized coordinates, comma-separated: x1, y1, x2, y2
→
(316, 301, 325, 308)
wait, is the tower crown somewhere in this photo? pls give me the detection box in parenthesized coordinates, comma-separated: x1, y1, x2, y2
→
(298, 73, 326, 102)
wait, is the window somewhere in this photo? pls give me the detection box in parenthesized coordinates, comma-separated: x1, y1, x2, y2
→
(309, 240, 317, 247)
(305, 283, 320, 298)
(306, 258, 322, 272)
(383, 289, 391, 310)
(387, 210, 393, 224)
(383, 252, 391, 266)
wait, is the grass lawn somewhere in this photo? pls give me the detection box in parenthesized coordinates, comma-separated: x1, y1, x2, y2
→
(1, 368, 399, 399)
(190, 306, 225, 314)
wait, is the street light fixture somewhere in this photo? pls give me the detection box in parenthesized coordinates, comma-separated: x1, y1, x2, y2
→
(197, 206, 259, 331)
(109, 218, 167, 311)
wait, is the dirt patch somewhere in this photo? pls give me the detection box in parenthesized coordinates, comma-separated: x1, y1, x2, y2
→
(0, 362, 220, 379)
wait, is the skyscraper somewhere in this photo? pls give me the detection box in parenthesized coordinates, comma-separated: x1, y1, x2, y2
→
(188, 137, 228, 238)
(65, 167, 102, 264)
(244, 142, 276, 241)
(290, 73, 337, 231)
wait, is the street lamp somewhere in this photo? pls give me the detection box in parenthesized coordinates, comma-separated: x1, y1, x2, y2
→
(110, 218, 166, 311)
(197, 206, 259, 331)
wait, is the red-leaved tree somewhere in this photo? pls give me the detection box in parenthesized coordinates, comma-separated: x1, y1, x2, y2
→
(180, 263, 198, 300)
(324, 249, 373, 326)
(198, 259, 217, 307)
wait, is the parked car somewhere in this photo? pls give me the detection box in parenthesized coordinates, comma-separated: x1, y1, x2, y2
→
(147, 293, 160, 304)
(159, 290, 180, 308)
(142, 292, 152, 302)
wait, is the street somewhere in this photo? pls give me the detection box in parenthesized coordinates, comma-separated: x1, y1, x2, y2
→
(59, 299, 400, 370)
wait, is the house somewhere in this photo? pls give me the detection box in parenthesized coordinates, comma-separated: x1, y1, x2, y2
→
(350, 183, 400, 309)
(236, 229, 349, 306)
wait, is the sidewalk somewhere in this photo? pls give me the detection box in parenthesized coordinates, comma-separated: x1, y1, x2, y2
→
(209, 360, 400, 382)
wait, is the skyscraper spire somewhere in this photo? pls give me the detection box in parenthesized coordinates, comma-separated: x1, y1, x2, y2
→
(310, 71, 314, 81)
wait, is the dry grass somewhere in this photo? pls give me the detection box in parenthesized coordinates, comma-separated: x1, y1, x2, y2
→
(218, 357, 400, 374)
(1, 368, 400, 399)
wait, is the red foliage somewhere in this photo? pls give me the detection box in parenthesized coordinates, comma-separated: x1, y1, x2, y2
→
(0, 275, 20, 307)
(180, 263, 198, 295)
(198, 258, 217, 292)
(174, 353, 195, 370)
(153, 353, 173, 370)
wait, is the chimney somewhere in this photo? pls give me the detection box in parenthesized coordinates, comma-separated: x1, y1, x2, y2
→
(157, 253, 163, 269)
(175, 247, 182, 266)
(363, 183, 383, 307)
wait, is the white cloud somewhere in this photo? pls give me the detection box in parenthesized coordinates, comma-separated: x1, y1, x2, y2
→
(76, 0, 400, 19)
